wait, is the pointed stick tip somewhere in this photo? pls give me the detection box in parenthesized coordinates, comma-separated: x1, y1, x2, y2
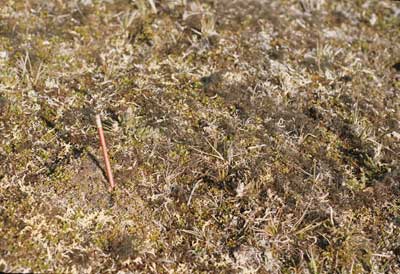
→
(95, 114, 102, 128)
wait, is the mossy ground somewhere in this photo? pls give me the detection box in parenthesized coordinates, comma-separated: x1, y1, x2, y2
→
(0, 0, 399, 273)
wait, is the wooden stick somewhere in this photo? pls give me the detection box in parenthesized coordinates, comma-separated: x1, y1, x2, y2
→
(96, 114, 115, 191)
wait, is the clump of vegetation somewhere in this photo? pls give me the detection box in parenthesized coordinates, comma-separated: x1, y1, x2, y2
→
(0, 0, 399, 272)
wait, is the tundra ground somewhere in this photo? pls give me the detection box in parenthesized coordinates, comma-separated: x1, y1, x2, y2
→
(0, 0, 399, 273)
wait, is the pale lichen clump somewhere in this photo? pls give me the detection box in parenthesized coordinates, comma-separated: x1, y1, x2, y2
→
(0, 0, 399, 273)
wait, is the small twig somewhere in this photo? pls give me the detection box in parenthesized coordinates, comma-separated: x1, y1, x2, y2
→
(96, 114, 116, 191)
(291, 202, 312, 232)
(188, 146, 224, 161)
(187, 179, 202, 206)
(203, 136, 225, 161)
(147, 0, 157, 13)
(294, 221, 324, 235)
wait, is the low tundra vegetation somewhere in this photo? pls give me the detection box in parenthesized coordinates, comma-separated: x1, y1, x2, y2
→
(0, 0, 399, 273)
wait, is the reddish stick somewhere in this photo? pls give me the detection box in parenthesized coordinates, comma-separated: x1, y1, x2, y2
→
(96, 114, 115, 190)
